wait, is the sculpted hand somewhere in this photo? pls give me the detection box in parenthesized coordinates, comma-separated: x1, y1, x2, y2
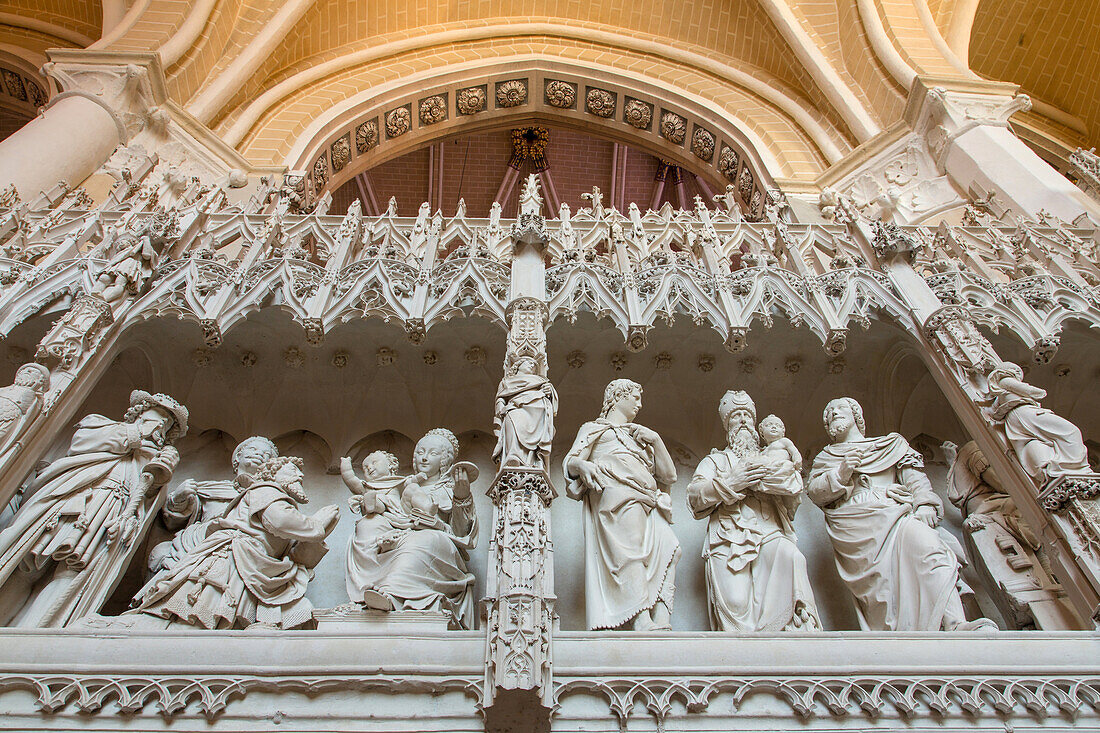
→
(733, 462, 768, 491)
(629, 425, 659, 446)
(837, 448, 865, 484)
(575, 460, 603, 492)
(165, 479, 198, 513)
(914, 505, 938, 528)
(452, 467, 472, 499)
(106, 514, 139, 546)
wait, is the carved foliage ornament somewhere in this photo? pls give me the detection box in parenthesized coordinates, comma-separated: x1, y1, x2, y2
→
(312, 154, 328, 192)
(623, 98, 652, 129)
(418, 95, 447, 125)
(496, 80, 528, 108)
(385, 106, 411, 138)
(659, 111, 687, 144)
(691, 127, 715, 161)
(330, 135, 351, 173)
(586, 88, 616, 118)
(456, 86, 486, 115)
(545, 80, 576, 108)
(718, 147, 738, 180)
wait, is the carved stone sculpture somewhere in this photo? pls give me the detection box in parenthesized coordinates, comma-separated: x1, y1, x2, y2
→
(564, 379, 681, 630)
(0, 390, 187, 627)
(808, 397, 996, 631)
(687, 393, 820, 632)
(92, 211, 174, 305)
(0, 362, 49, 454)
(343, 429, 479, 628)
(985, 361, 1090, 483)
(146, 436, 279, 580)
(946, 441, 1076, 629)
(128, 455, 339, 629)
(493, 355, 558, 471)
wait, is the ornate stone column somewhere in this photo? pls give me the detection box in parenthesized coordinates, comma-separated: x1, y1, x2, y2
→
(909, 78, 1097, 224)
(861, 217, 1100, 626)
(483, 177, 556, 730)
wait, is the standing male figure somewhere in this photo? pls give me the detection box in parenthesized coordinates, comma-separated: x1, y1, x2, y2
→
(564, 379, 681, 631)
(688, 390, 820, 632)
(0, 390, 187, 627)
(808, 397, 996, 631)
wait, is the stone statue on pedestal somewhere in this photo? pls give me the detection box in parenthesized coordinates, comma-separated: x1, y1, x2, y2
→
(343, 429, 479, 628)
(564, 379, 681, 631)
(129, 455, 340, 630)
(0, 363, 49, 453)
(493, 355, 558, 471)
(808, 397, 996, 631)
(146, 436, 279, 581)
(687, 392, 820, 632)
(0, 390, 187, 627)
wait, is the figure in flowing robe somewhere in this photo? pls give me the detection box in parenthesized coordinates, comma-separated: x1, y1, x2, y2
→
(493, 356, 558, 471)
(688, 393, 820, 632)
(808, 397, 996, 631)
(0, 390, 187, 627)
(986, 362, 1090, 482)
(565, 379, 681, 631)
(146, 436, 279, 581)
(129, 456, 339, 629)
(344, 430, 479, 628)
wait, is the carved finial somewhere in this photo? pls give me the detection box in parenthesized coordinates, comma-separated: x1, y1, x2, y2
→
(519, 174, 542, 216)
(581, 186, 604, 219)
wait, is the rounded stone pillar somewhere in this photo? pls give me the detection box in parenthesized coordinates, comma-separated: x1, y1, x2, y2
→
(0, 93, 123, 201)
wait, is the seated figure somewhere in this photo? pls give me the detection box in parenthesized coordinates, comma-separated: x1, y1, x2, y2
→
(344, 430, 479, 628)
(127, 455, 339, 630)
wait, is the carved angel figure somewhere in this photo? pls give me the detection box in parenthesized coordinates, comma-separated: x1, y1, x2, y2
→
(985, 361, 1090, 483)
(0, 390, 187, 627)
(343, 430, 479, 628)
(493, 356, 558, 471)
(565, 379, 681, 631)
(129, 456, 339, 630)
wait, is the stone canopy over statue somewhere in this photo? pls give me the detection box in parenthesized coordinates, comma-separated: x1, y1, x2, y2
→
(808, 397, 996, 631)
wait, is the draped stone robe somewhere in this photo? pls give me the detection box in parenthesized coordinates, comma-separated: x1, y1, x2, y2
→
(345, 470, 478, 628)
(565, 420, 681, 630)
(493, 372, 558, 470)
(689, 448, 820, 632)
(132, 481, 331, 629)
(809, 433, 961, 631)
(0, 415, 162, 627)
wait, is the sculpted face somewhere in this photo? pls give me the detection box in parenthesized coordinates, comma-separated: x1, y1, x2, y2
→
(414, 435, 451, 478)
(234, 439, 277, 477)
(138, 406, 173, 444)
(824, 400, 855, 440)
(726, 407, 755, 433)
(275, 461, 307, 502)
(364, 453, 392, 479)
(758, 416, 784, 442)
(616, 387, 642, 421)
(514, 357, 537, 375)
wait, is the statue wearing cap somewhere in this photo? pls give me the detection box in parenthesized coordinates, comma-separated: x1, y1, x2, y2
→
(0, 389, 187, 627)
(687, 390, 821, 632)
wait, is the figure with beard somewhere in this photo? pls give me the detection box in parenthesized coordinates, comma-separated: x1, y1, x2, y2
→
(146, 436, 279, 581)
(687, 391, 820, 632)
(493, 356, 558, 471)
(808, 397, 996, 631)
(128, 456, 339, 630)
(0, 390, 187, 627)
(565, 379, 681, 631)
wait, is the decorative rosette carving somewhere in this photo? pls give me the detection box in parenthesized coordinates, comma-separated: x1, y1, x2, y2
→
(691, 127, 715, 160)
(496, 79, 528, 108)
(456, 86, 486, 115)
(418, 95, 447, 125)
(545, 80, 576, 108)
(585, 88, 615, 118)
(624, 99, 652, 129)
(659, 111, 687, 144)
(330, 135, 350, 172)
(355, 119, 378, 153)
(718, 146, 738, 180)
(385, 106, 411, 137)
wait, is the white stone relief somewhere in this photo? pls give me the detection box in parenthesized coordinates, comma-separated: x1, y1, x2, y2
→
(0, 390, 187, 627)
(808, 397, 996, 631)
(687, 392, 820, 632)
(0, 362, 49, 457)
(493, 356, 557, 472)
(564, 379, 681, 630)
(343, 429, 479, 628)
(125, 455, 340, 629)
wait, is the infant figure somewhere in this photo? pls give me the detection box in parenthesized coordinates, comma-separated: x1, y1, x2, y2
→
(758, 414, 802, 470)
